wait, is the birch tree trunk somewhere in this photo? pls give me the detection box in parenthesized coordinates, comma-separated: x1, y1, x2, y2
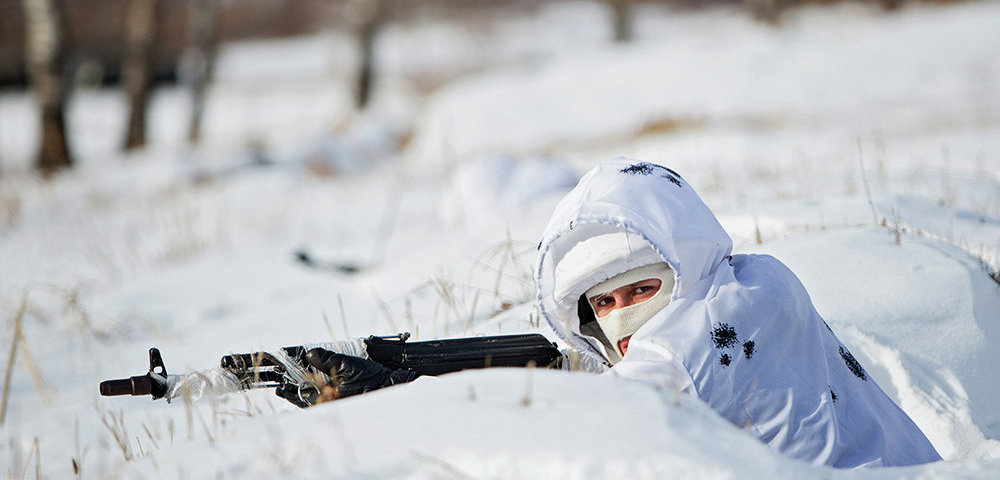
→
(745, 0, 783, 25)
(182, 0, 217, 144)
(607, 0, 633, 43)
(122, 0, 159, 151)
(22, 0, 72, 175)
(353, 0, 386, 110)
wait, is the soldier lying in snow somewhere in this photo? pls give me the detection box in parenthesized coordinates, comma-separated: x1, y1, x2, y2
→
(117, 158, 940, 469)
(530, 158, 939, 468)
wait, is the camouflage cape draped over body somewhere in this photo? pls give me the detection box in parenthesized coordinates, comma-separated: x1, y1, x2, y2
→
(535, 158, 940, 468)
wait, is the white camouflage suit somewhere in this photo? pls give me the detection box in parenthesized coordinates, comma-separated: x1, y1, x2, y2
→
(535, 158, 941, 468)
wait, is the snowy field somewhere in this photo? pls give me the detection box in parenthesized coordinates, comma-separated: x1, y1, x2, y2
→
(2, 1, 1000, 478)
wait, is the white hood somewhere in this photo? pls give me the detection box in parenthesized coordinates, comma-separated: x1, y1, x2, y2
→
(535, 158, 940, 468)
(536, 158, 732, 359)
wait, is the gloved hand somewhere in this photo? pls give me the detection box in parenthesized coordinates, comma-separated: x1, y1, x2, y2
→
(274, 349, 417, 408)
(305, 349, 417, 399)
(274, 382, 315, 408)
(149, 370, 168, 400)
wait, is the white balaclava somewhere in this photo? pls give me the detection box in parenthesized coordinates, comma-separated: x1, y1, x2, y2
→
(585, 262, 673, 357)
(553, 231, 675, 358)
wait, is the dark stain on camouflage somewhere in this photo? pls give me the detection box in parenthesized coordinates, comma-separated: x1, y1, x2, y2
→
(830, 387, 838, 403)
(839, 346, 867, 381)
(619, 162, 683, 187)
(720, 353, 732, 367)
(743, 340, 755, 359)
(620, 163, 655, 175)
(711, 323, 738, 350)
(660, 172, 682, 187)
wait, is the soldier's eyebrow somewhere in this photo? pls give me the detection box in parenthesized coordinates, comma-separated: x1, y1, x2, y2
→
(589, 293, 610, 303)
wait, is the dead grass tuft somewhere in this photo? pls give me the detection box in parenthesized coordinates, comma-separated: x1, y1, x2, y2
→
(98, 406, 134, 461)
(0, 185, 23, 230)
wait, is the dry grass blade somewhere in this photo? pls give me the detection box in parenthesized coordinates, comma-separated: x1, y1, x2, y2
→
(337, 293, 350, 338)
(17, 334, 52, 405)
(14, 436, 39, 480)
(857, 138, 880, 226)
(142, 422, 160, 450)
(34, 437, 41, 480)
(471, 234, 536, 304)
(462, 290, 480, 335)
(1, 293, 28, 425)
(193, 403, 215, 444)
(72, 417, 89, 477)
(369, 188, 401, 266)
(238, 388, 261, 418)
(321, 311, 337, 342)
(753, 216, 763, 245)
(182, 382, 195, 441)
(372, 290, 400, 333)
(98, 407, 133, 461)
(521, 360, 536, 407)
(411, 450, 481, 480)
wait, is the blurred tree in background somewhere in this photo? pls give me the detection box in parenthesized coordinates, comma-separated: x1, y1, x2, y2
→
(21, 0, 72, 175)
(606, 0, 634, 42)
(352, 0, 387, 110)
(0, 0, 940, 176)
(122, 0, 159, 150)
(181, 0, 217, 144)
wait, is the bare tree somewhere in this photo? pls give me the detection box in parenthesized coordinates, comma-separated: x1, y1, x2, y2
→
(744, 0, 783, 25)
(122, 0, 159, 150)
(181, 0, 217, 144)
(880, 0, 903, 11)
(606, 0, 633, 43)
(22, 0, 72, 175)
(352, 0, 387, 110)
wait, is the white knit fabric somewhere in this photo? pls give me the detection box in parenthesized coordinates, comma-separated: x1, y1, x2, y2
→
(586, 263, 674, 357)
(554, 231, 662, 308)
(534, 158, 941, 468)
(585, 262, 673, 298)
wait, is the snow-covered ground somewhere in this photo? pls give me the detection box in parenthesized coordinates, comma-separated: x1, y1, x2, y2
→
(2, 1, 999, 478)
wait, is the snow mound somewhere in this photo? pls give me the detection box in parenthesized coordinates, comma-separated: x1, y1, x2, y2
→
(117, 369, 807, 479)
(443, 155, 580, 228)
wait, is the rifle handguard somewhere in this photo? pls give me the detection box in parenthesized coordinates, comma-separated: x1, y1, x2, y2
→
(364, 332, 563, 376)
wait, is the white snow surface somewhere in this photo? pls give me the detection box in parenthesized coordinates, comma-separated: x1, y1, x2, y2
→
(2, 1, 1000, 478)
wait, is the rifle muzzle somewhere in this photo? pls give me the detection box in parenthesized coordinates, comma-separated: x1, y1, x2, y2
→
(99, 375, 153, 396)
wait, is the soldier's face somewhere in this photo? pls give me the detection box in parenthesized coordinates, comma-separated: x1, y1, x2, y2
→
(587, 278, 662, 355)
(587, 278, 662, 318)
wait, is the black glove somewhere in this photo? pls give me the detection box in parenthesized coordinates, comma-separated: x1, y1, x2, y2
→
(149, 371, 168, 400)
(274, 349, 417, 408)
(305, 348, 418, 399)
(274, 382, 315, 408)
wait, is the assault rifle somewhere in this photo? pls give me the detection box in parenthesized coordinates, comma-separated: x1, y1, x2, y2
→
(99, 333, 563, 401)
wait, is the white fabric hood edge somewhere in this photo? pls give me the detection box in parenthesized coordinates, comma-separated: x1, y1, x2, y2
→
(534, 158, 732, 359)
